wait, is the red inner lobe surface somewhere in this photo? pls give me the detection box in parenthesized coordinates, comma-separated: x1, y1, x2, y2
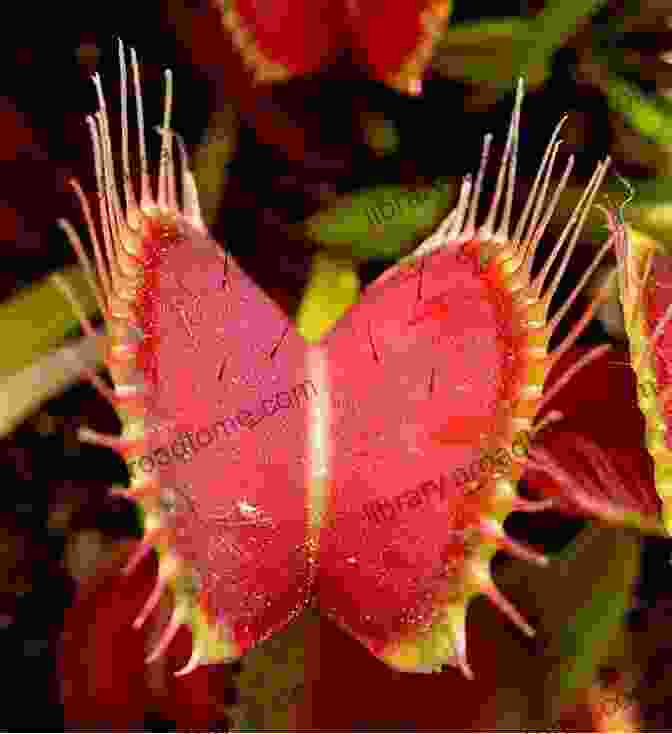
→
(320, 246, 517, 652)
(345, 0, 432, 81)
(645, 254, 672, 450)
(233, 0, 345, 75)
(135, 218, 313, 651)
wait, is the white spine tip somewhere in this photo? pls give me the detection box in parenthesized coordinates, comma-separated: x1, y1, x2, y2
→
(122, 537, 156, 576)
(479, 518, 549, 566)
(451, 622, 473, 680)
(458, 656, 474, 681)
(174, 645, 204, 677)
(482, 581, 535, 637)
(511, 497, 556, 513)
(146, 607, 184, 664)
(133, 555, 179, 630)
(77, 426, 123, 451)
(133, 575, 166, 630)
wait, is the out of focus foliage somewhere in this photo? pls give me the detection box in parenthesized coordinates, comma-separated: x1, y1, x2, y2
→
(4, 1, 672, 731)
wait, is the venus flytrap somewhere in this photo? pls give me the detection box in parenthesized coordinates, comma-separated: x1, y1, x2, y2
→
(0, 265, 101, 437)
(54, 38, 667, 709)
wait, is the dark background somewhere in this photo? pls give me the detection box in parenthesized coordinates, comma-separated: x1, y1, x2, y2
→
(2, 0, 672, 730)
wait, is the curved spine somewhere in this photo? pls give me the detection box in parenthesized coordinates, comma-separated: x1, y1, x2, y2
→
(58, 40, 237, 673)
(380, 78, 619, 675)
(613, 213, 672, 532)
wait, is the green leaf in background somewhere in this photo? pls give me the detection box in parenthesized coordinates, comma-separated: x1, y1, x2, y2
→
(490, 523, 641, 729)
(621, 176, 672, 207)
(361, 109, 400, 157)
(570, 172, 672, 249)
(527, 0, 609, 74)
(231, 607, 317, 732)
(628, 208, 672, 250)
(601, 71, 672, 150)
(542, 524, 641, 722)
(304, 178, 455, 260)
(0, 263, 98, 380)
(433, 18, 549, 89)
(296, 251, 360, 342)
(0, 331, 104, 438)
(436, 17, 530, 47)
(193, 102, 239, 228)
(432, 0, 608, 92)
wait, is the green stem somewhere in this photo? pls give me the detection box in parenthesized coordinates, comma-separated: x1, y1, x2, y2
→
(0, 264, 98, 380)
(527, 0, 609, 67)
